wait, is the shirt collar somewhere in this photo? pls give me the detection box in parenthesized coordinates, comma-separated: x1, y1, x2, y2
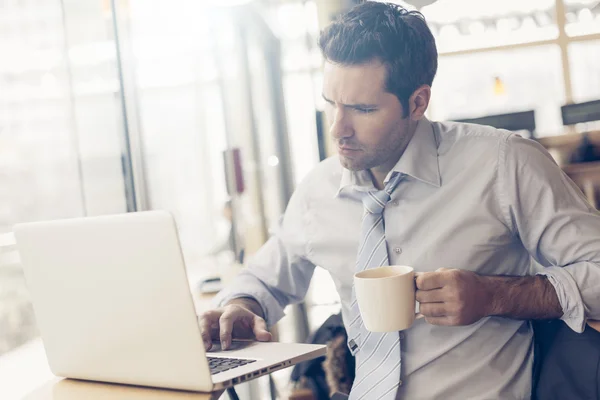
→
(336, 118, 441, 197)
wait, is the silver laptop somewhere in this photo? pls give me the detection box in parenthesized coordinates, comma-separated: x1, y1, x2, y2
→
(14, 211, 325, 392)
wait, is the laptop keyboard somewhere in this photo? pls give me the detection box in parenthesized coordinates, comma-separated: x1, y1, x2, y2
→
(207, 356, 257, 375)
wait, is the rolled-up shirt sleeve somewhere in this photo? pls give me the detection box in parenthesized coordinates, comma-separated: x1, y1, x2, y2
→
(500, 134, 600, 333)
(212, 185, 316, 327)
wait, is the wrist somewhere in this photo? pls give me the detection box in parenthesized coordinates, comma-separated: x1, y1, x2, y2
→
(479, 275, 563, 320)
(480, 275, 502, 317)
(226, 297, 265, 319)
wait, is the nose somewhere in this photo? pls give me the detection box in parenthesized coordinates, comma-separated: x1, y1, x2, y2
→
(329, 106, 353, 140)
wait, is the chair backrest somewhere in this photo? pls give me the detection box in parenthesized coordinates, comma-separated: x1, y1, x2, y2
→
(532, 319, 600, 400)
(561, 100, 600, 126)
(453, 110, 536, 136)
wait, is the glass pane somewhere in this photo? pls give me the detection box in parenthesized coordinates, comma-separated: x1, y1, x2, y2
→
(269, 1, 322, 182)
(0, 1, 78, 358)
(430, 45, 565, 136)
(267, 1, 329, 346)
(569, 40, 600, 103)
(268, 1, 320, 41)
(213, 16, 271, 257)
(125, 1, 233, 268)
(283, 72, 321, 183)
(246, 36, 286, 230)
(269, 1, 321, 72)
(421, 0, 559, 53)
(0, 7, 84, 235)
(62, 0, 128, 215)
(1, 0, 127, 359)
(564, 0, 600, 36)
(124, 0, 302, 268)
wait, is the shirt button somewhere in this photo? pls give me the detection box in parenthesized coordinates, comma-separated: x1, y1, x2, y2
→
(394, 247, 402, 254)
(398, 380, 403, 386)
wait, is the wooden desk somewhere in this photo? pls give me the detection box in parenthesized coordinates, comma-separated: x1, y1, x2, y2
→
(24, 378, 223, 400)
(537, 131, 600, 208)
(562, 161, 600, 208)
(537, 130, 600, 166)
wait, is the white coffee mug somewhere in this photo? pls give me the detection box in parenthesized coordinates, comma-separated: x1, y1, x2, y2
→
(354, 265, 423, 332)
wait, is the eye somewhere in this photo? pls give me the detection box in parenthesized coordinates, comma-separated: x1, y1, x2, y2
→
(356, 107, 376, 114)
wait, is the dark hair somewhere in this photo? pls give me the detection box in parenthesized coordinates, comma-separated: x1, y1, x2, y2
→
(318, 1, 438, 117)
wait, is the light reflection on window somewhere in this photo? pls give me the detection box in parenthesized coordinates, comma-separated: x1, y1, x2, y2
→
(420, 0, 558, 53)
(564, 0, 600, 36)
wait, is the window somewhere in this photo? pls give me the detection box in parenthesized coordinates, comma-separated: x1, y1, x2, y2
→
(0, 0, 127, 358)
(430, 45, 565, 135)
(421, 0, 559, 53)
(421, 0, 600, 137)
(267, 0, 322, 186)
(564, 0, 600, 36)
(569, 40, 600, 102)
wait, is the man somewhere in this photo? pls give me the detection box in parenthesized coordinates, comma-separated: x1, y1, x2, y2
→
(201, 2, 600, 399)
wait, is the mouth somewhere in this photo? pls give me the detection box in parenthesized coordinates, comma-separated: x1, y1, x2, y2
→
(338, 146, 361, 154)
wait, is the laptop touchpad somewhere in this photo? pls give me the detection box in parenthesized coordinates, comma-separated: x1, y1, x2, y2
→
(208, 340, 253, 352)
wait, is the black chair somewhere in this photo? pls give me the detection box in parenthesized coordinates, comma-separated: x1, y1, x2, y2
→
(453, 110, 537, 137)
(532, 320, 600, 400)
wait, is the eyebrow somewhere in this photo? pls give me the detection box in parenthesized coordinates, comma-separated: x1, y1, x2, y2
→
(321, 93, 378, 109)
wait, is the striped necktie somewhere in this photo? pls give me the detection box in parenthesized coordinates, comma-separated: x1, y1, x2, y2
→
(349, 172, 404, 400)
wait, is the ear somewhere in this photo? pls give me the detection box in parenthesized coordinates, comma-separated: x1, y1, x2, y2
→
(409, 85, 431, 121)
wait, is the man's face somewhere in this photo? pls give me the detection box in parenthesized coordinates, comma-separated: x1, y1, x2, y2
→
(322, 60, 412, 172)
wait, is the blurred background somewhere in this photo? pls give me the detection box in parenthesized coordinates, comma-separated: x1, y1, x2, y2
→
(1, 0, 599, 398)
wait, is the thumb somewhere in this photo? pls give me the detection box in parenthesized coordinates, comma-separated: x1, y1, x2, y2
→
(252, 316, 272, 342)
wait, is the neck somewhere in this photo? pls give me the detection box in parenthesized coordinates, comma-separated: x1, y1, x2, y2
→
(369, 120, 418, 189)
(369, 167, 392, 190)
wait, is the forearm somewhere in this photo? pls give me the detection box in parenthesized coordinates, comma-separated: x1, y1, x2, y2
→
(485, 275, 563, 320)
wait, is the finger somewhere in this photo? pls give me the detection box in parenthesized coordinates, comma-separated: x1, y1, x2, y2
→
(419, 302, 447, 318)
(198, 316, 216, 351)
(416, 288, 445, 303)
(202, 309, 223, 322)
(252, 316, 272, 342)
(219, 310, 240, 350)
(199, 310, 223, 348)
(415, 271, 447, 290)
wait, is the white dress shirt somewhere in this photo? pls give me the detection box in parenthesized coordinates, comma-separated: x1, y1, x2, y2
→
(214, 118, 600, 399)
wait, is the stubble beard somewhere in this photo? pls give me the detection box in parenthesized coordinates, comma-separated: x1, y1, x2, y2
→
(339, 144, 399, 172)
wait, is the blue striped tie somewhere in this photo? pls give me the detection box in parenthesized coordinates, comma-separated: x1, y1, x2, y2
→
(349, 172, 404, 400)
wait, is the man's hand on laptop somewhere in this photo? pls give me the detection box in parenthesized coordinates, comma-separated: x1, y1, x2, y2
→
(199, 297, 272, 351)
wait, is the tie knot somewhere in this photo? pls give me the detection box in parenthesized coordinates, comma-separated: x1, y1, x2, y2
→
(361, 172, 403, 215)
(362, 190, 391, 215)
